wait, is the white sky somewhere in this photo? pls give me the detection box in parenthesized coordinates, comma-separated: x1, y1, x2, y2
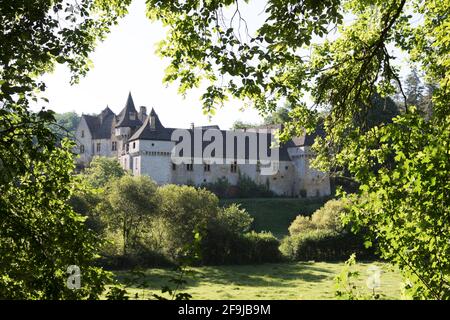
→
(40, 0, 265, 130)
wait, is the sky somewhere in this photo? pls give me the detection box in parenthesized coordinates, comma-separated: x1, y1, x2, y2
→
(40, 0, 266, 130)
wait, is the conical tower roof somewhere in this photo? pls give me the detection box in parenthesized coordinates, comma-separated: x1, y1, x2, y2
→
(129, 108, 170, 141)
(115, 92, 142, 128)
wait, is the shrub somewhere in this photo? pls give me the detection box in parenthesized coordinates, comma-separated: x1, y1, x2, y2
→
(311, 199, 349, 232)
(299, 189, 307, 198)
(98, 250, 173, 270)
(280, 230, 375, 261)
(200, 204, 281, 265)
(288, 215, 316, 235)
(200, 204, 254, 265)
(201, 226, 282, 265)
(288, 198, 349, 235)
(237, 173, 274, 198)
(200, 177, 231, 198)
(242, 231, 282, 263)
(217, 203, 254, 234)
(201, 174, 275, 198)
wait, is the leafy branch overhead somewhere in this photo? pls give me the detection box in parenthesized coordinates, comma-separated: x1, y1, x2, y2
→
(146, 0, 450, 299)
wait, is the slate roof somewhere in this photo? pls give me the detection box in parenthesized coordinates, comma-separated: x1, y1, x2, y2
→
(115, 92, 143, 128)
(82, 106, 115, 139)
(129, 111, 293, 161)
(80, 93, 323, 160)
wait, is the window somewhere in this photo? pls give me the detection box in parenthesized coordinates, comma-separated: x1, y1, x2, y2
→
(150, 116, 156, 129)
(186, 163, 193, 171)
(129, 112, 136, 120)
(204, 163, 210, 172)
(172, 163, 176, 171)
(230, 161, 237, 173)
(133, 142, 136, 149)
(111, 141, 117, 151)
(96, 143, 101, 153)
(81, 130, 84, 138)
(80, 145, 85, 154)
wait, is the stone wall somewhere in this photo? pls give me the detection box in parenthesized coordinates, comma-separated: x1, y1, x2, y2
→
(75, 117, 93, 166)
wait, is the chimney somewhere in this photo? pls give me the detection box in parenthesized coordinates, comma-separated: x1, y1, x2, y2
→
(139, 106, 147, 121)
(190, 122, 195, 130)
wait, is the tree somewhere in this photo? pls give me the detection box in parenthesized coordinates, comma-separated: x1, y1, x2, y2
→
(405, 69, 424, 108)
(0, 140, 110, 299)
(83, 156, 126, 188)
(146, 0, 450, 299)
(99, 175, 158, 255)
(52, 112, 81, 137)
(156, 185, 219, 259)
(231, 120, 259, 130)
(264, 105, 291, 125)
(399, 69, 436, 119)
(0, 0, 130, 298)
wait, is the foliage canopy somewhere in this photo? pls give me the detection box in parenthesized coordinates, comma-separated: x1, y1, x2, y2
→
(145, 0, 450, 299)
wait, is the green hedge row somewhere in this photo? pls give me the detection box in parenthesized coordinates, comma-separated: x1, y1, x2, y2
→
(201, 231, 282, 265)
(280, 230, 376, 261)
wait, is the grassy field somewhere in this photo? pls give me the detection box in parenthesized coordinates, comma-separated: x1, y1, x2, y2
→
(220, 197, 331, 238)
(114, 261, 403, 300)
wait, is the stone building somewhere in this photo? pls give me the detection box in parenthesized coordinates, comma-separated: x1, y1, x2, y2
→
(75, 93, 331, 197)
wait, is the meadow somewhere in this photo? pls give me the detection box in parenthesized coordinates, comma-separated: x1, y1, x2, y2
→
(115, 261, 403, 300)
(220, 197, 331, 238)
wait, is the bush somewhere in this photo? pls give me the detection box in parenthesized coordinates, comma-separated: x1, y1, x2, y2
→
(200, 204, 281, 265)
(217, 203, 254, 234)
(288, 198, 348, 235)
(288, 215, 316, 235)
(280, 230, 375, 261)
(311, 199, 349, 232)
(201, 174, 275, 198)
(200, 177, 231, 198)
(98, 250, 173, 270)
(241, 231, 282, 263)
(236, 173, 274, 198)
(201, 230, 282, 265)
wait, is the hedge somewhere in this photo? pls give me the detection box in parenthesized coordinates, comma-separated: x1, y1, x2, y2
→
(280, 229, 376, 261)
(201, 230, 282, 265)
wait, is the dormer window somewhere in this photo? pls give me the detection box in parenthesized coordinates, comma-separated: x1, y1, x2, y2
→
(129, 112, 136, 120)
(150, 116, 156, 130)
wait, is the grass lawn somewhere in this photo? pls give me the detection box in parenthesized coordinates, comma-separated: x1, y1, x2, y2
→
(220, 197, 331, 238)
(114, 261, 403, 300)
